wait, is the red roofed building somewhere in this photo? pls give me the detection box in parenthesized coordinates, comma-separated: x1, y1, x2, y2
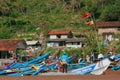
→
(96, 21, 120, 39)
(0, 39, 26, 59)
(96, 21, 120, 34)
(47, 30, 84, 48)
(48, 30, 73, 39)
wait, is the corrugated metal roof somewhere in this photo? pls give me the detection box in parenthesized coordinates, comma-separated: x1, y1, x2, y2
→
(96, 21, 120, 28)
(0, 39, 26, 51)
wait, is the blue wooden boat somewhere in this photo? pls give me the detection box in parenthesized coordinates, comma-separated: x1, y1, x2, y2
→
(110, 54, 120, 70)
(7, 62, 46, 76)
(113, 54, 120, 61)
(5, 54, 81, 76)
(0, 52, 50, 75)
(71, 58, 111, 75)
(30, 54, 79, 76)
(68, 63, 88, 70)
(31, 63, 57, 76)
(112, 64, 120, 70)
(9, 51, 51, 69)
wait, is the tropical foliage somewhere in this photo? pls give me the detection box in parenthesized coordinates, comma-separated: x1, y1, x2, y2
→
(0, 0, 120, 55)
(0, 0, 120, 39)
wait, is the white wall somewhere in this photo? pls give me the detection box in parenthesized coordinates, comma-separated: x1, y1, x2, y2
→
(98, 28, 118, 34)
(61, 35, 68, 39)
(50, 35, 68, 39)
(50, 35, 57, 39)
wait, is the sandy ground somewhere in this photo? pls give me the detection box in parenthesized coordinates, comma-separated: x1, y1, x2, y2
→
(0, 68, 120, 80)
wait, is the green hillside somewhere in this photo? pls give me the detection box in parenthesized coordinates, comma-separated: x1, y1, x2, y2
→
(0, 0, 120, 39)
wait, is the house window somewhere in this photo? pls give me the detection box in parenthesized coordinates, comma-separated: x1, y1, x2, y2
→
(0, 51, 12, 59)
(57, 34, 61, 38)
(77, 42, 80, 45)
(72, 42, 77, 45)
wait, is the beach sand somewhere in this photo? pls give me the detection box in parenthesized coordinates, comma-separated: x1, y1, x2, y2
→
(0, 68, 120, 80)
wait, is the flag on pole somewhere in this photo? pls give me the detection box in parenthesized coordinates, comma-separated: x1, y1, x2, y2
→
(85, 20, 94, 25)
(82, 12, 91, 19)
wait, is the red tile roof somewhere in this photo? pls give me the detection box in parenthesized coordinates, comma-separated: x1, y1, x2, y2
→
(48, 30, 71, 35)
(0, 39, 26, 51)
(96, 21, 120, 28)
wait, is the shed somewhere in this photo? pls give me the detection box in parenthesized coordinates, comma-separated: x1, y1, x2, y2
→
(0, 39, 26, 59)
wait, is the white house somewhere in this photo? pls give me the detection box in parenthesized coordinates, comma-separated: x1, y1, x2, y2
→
(47, 30, 84, 48)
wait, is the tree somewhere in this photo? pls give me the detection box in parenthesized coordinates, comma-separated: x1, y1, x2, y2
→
(0, 27, 13, 39)
(100, 0, 120, 21)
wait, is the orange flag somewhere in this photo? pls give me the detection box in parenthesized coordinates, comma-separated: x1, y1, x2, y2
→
(85, 20, 94, 25)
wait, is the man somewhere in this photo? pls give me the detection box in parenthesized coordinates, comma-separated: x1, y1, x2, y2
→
(59, 51, 69, 73)
(93, 50, 99, 62)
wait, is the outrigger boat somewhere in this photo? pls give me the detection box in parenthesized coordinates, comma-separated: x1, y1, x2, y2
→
(1, 51, 119, 76)
(111, 54, 120, 70)
(0, 52, 50, 75)
(7, 62, 46, 76)
(7, 54, 79, 76)
(71, 58, 111, 75)
(9, 51, 51, 69)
